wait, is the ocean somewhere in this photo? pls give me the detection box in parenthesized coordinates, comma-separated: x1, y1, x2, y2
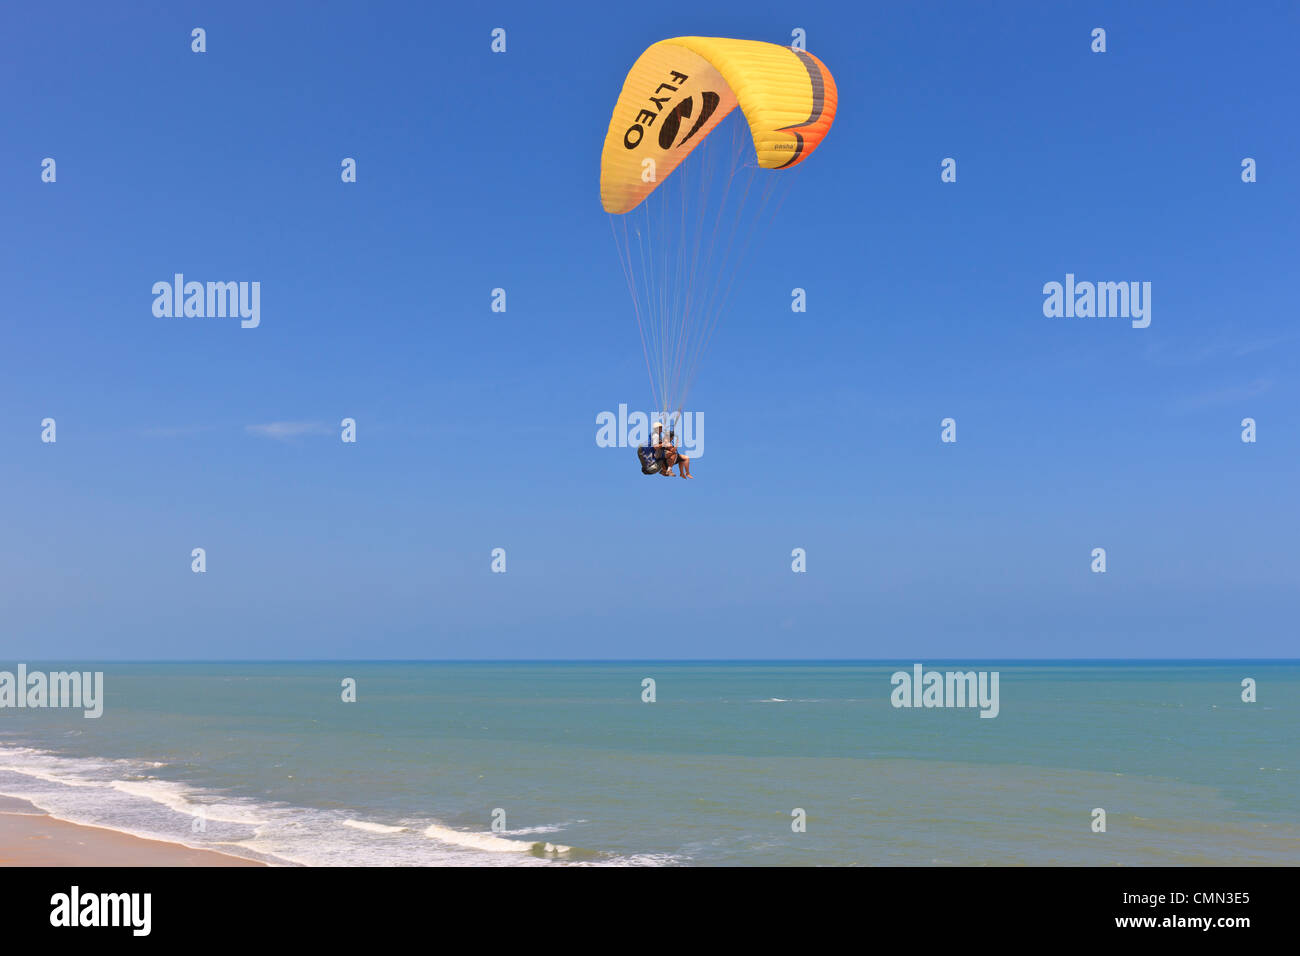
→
(0, 661, 1295, 866)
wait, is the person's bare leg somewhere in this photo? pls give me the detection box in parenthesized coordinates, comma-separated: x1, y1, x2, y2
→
(680, 456, 691, 478)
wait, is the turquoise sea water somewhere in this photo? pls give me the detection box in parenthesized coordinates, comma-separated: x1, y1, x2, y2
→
(0, 661, 1296, 866)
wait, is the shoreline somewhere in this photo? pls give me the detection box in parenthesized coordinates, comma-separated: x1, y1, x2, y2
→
(0, 796, 265, 867)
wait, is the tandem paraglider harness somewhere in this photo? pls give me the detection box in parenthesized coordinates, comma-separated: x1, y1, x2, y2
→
(636, 443, 661, 475)
(637, 430, 679, 475)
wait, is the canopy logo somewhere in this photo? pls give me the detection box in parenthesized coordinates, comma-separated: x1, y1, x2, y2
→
(658, 91, 721, 150)
(595, 404, 704, 458)
(0, 665, 103, 718)
(623, 69, 690, 149)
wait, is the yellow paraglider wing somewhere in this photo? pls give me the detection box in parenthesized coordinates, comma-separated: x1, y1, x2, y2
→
(600, 37, 837, 214)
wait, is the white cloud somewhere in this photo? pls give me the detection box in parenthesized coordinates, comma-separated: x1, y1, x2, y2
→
(245, 421, 331, 440)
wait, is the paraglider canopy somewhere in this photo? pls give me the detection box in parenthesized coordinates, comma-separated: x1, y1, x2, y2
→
(601, 37, 837, 426)
(600, 37, 837, 214)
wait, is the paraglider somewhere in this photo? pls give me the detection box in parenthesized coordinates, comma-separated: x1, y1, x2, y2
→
(601, 36, 837, 477)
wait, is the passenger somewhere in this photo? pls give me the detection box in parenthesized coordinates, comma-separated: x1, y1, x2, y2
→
(653, 423, 692, 478)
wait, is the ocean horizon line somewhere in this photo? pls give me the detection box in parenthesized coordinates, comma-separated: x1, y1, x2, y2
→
(3, 658, 1297, 665)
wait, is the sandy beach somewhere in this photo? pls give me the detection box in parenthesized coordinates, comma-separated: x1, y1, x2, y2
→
(0, 796, 263, 867)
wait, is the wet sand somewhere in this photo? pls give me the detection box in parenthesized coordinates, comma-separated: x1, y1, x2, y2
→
(0, 796, 264, 866)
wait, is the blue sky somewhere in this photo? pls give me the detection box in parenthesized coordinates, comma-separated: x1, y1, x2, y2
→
(2, 1, 1296, 659)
